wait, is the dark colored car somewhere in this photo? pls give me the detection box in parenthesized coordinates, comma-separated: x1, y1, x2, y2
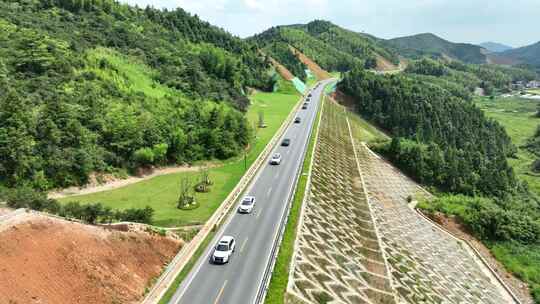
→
(294, 117, 301, 123)
(302, 103, 308, 109)
(281, 138, 291, 146)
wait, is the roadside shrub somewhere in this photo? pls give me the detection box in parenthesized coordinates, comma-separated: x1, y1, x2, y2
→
(133, 147, 155, 166)
(419, 194, 540, 244)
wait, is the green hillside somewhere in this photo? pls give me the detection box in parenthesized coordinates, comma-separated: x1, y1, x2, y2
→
(0, 0, 274, 190)
(252, 20, 399, 74)
(501, 41, 540, 71)
(386, 33, 488, 64)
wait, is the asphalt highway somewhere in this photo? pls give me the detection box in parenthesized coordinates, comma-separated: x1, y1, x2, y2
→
(169, 80, 331, 304)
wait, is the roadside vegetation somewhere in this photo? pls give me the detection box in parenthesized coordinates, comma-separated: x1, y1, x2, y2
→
(58, 82, 301, 227)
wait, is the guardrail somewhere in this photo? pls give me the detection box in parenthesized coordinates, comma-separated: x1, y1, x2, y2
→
(254, 80, 331, 304)
(142, 83, 315, 304)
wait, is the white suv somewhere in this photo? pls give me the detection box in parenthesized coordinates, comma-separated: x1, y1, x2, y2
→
(238, 196, 256, 213)
(270, 153, 282, 165)
(212, 236, 236, 264)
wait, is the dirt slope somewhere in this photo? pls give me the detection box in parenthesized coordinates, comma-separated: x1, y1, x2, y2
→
(0, 212, 182, 304)
(289, 46, 332, 80)
(268, 56, 295, 81)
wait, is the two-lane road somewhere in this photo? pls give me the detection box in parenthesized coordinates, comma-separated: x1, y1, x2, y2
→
(169, 80, 331, 304)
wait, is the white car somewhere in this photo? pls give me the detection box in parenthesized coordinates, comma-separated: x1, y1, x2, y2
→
(238, 196, 256, 213)
(270, 153, 282, 165)
(212, 236, 236, 264)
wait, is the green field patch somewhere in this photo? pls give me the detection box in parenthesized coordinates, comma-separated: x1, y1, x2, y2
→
(60, 80, 301, 227)
(475, 96, 540, 195)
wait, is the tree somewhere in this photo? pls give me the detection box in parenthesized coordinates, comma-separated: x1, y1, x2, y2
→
(195, 165, 212, 192)
(177, 177, 195, 209)
(0, 88, 38, 186)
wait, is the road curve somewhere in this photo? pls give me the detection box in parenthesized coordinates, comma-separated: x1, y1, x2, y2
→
(168, 80, 332, 304)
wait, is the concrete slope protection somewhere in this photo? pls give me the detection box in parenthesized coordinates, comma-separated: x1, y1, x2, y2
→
(169, 80, 332, 304)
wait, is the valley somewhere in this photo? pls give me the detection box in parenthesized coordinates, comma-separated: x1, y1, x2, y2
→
(1, 1, 540, 304)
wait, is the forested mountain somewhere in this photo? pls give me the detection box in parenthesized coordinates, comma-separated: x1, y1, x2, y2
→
(386, 33, 488, 64)
(480, 42, 513, 53)
(339, 67, 518, 197)
(251, 20, 399, 74)
(0, 0, 274, 190)
(500, 41, 540, 71)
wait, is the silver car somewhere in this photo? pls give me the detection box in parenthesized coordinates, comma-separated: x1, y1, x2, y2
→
(238, 196, 256, 213)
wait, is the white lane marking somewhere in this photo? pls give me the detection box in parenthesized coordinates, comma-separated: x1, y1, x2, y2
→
(274, 173, 280, 180)
(256, 209, 263, 219)
(266, 187, 273, 197)
(250, 80, 328, 304)
(240, 237, 249, 253)
(213, 280, 228, 304)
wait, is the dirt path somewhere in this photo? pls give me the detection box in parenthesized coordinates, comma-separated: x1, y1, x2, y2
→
(48, 164, 213, 200)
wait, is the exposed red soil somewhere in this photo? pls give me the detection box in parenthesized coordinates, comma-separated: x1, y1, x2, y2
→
(0, 213, 182, 304)
(426, 212, 533, 304)
(268, 56, 295, 81)
(289, 46, 332, 80)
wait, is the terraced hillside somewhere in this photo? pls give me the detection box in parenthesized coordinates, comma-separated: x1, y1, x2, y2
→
(354, 142, 514, 303)
(286, 97, 515, 303)
(286, 99, 395, 304)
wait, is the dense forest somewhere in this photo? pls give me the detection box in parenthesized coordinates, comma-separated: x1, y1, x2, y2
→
(252, 20, 399, 74)
(0, 0, 274, 190)
(527, 126, 540, 172)
(340, 67, 518, 197)
(263, 42, 308, 81)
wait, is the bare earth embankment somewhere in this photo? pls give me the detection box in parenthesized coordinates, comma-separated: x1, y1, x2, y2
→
(0, 211, 182, 304)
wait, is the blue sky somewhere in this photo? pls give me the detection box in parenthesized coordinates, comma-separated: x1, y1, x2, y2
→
(122, 0, 539, 47)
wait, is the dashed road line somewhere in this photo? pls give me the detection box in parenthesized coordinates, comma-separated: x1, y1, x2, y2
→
(213, 280, 227, 304)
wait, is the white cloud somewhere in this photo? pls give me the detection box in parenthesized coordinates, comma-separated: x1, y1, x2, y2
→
(243, 0, 264, 11)
(120, 0, 540, 46)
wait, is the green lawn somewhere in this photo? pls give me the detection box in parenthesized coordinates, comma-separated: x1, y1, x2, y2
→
(59, 84, 301, 227)
(475, 97, 540, 195)
(527, 89, 540, 95)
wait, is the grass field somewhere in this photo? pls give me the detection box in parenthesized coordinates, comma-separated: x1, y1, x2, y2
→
(475, 97, 540, 195)
(527, 89, 540, 95)
(59, 81, 302, 227)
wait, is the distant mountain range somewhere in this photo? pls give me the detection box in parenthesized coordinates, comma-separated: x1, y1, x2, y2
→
(480, 42, 513, 53)
(499, 41, 540, 69)
(252, 20, 540, 76)
(384, 33, 488, 64)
